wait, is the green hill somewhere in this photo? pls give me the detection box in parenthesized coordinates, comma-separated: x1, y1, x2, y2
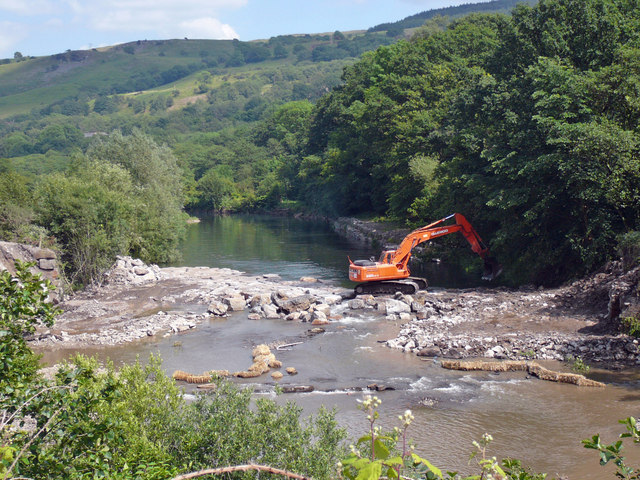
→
(369, 0, 537, 32)
(0, 33, 393, 118)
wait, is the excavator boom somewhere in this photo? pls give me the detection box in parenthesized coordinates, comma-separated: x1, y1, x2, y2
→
(349, 213, 501, 295)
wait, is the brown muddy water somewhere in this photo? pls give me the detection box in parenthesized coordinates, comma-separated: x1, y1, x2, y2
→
(40, 215, 640, 478)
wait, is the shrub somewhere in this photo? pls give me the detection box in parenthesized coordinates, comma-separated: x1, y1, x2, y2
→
(619, 231, 640, 271)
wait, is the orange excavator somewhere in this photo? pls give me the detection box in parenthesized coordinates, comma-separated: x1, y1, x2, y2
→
(348, 213, 501, 295)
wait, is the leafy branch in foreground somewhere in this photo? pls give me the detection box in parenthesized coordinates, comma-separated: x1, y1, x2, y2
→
(584, 417, 640, 479)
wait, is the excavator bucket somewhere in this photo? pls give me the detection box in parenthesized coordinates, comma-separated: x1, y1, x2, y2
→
(482, 257, 503, 281)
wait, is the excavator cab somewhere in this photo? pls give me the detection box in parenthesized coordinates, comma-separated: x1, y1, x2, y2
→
(378, 250, 394, 264)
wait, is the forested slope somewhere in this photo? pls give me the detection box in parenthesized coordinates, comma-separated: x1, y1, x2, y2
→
(300, 0, 640, 285)
(2, 0, 639, 288)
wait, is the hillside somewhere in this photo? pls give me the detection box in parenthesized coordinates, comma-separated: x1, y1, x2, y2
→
(369, 0, 537, 32)
(0, 33, 392, 118)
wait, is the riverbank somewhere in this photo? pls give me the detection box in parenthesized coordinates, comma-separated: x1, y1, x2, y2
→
(29, 252, 640, 369)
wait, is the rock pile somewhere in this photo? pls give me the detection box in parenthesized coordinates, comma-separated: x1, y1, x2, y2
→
(384, 289, 640, 366)
(208, 289, 346, 324)
(102, 256, 162, 285)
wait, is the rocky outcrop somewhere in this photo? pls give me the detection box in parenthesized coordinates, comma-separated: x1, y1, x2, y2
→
(0, 241, 62, 300)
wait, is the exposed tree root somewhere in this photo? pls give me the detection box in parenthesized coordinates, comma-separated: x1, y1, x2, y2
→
(441, 359, 605, 387)
(168, 463, 312, 480)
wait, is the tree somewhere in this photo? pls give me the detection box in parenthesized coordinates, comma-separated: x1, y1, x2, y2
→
(13, 52, 23, 62)
(35, 131, 187, 285)
(197, 169, 237, 211)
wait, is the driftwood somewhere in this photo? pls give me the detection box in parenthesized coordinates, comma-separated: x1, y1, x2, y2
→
(276, 341, 303, 351)
(441, 359, 605, 387)
(169, 463, 312, 480)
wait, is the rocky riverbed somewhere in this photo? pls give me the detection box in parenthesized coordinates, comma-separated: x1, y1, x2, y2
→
(28, 253, 640, 369)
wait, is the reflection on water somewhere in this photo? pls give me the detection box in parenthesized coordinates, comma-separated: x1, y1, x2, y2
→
(42, 215, 640, 479)
(174, 214, 482, 288)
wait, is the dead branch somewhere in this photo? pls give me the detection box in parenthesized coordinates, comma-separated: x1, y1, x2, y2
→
(168, 464, 313, 480)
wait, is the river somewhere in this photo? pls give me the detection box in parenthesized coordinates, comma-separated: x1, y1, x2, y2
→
(45, 215, 640, 478)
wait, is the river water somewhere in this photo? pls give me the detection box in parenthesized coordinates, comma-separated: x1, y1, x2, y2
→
(47, 215, 640, 478)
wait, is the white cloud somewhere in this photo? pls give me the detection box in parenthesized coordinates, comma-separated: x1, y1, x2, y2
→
(0, 21, 28, 57)
(0, 0, 55, 15)
(179, 17, 238, 39)
(63, 0, 245, 39)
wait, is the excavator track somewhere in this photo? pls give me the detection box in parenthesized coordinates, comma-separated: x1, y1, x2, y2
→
(354, 279, 423, 296)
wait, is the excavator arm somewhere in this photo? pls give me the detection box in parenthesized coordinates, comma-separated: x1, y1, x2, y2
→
(348, 213, 501, 293)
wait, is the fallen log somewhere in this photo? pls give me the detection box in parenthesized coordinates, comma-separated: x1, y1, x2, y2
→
(169, 463, 312, 480)
(441, 359, 605, 387)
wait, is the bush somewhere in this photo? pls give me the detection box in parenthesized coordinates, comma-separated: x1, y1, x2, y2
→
(6, 355, 347, 480)
(0, 261, 59, 390)
(619, 231, 640, 271)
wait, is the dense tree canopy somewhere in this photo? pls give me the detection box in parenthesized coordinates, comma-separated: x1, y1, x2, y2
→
(297, 0, 640, 285)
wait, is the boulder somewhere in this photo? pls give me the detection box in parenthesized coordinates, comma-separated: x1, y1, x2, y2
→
(133, 266, 149, 276)
(348, 298, 366, 310)
(271, 291, 289, 308)
(262, 304, 280, 319)
(250, 294, 272, 308)
(324, 294, 343, 305)
(38, 258, 56, 271)
(284, 312, 301, 322)
(208, 302, 228, 316)
(384, 299, 411, 315)
(311, 311, 329, 325)
(281, 385, 314, 393)
(285, 367, 298, 375)
(247, 313, 262, 320)
(300, 277, 319, 283)
(281, 294, 317, 314)
(314, 303, 331, 316)
(34, 248, 56, 260)
(417, 346, 441, 357)
(271, 371, 284, 380)
(285, 312, 301, 321)
(224, 296, 246, 311)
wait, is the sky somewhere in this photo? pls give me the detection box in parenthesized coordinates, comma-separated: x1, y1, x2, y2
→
(0, 0, 483, 59)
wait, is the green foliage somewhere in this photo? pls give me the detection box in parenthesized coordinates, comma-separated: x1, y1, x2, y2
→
(621, 316, 640, 338)
(619, 231, 640, 271)
(302, 0, 640, 285)
(4, 354, 346, 480)
(35, 131, 186, 285)
(0, 261, 59, 392)
(584, 417, 640, 479)
(197, 168, 237, 211)
(564, 354, 590, 374)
